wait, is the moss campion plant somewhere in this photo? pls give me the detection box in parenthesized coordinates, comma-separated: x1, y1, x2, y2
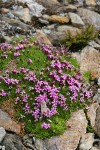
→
(0, 37, 93, 139)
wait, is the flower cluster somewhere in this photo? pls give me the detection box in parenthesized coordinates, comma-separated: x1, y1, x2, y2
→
(0, 38, 93, 133)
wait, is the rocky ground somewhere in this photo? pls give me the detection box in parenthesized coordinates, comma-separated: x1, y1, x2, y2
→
(0, 0, 100, 150)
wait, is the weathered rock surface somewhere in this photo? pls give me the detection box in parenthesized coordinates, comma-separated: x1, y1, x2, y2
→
(49, 15, 69, 24)
(0, 0, 14, 8)
(78, 8, 100, 31)
(87, 103, 99, 128)
(36, 0, 61, 15)
(68, 12, 84, 27)
(94, 106, 100, 137)
(90, 147, 100, 150)
(85, 0, 96, 6)
(0, 109, 21, 134)
(72, 46, 100, 79)
(12, 8, 31, 23)
(98, 78, 100, 86)
(15, 0, 45, 17)
(0, 17, 31, 32)
(57, 25, 81, 36)
(44, 110, 87, 150)
(35, 30, 52, 45)
(93, 89, 100, 103)
(65, 4, 77, 12)
(88, 41, 100, 50)
(79, 133, 94, 150)
(2, 134, 24, 150)
(0, 127, 6, 143)
(1, 8, 10, 14)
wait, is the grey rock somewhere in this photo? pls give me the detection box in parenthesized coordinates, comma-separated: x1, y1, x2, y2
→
(57, 25, 81, 36)
(95, 4, 100, 13)
(7, 12, 15, 19)
(88, 41, 100, 50)
(68, 12, 85, 27)
(0, 109, 21, 134)
(34, 139, 47, 150)
(26, 0, 45, 17)
(90, 147, 100, 150)
(78, 8, 100, 31)
(72, 46, 100, 79)
(93, 89, 100, 103)
(46, 24, 56, 30)
(2, 134, 23, 150)
(98, 78, 100, 86)
(94, 106, 100, 137)
(42, 14, 49, 20)
(12, 8, 31, 23)
(93, 139, 100, 149)
(39, 18, 49, 25)
(79, 133, 94, 150)
(3, 36, 12, 43)
(35, 30, 52, 45)
(36, 0, 62, 15)
(0, 146, 5, 150)
(87, 103, 99, 128)
(65, 4, 77, 12)
(23, 134, 34, 149)
(84, 0, 96, 6)
(41, 100, 48, 115)
(96, 38, 100, 45)
(77, 0, 84, 6)
(0, 17, 31, 32)
(42, 28, 51, 34)
(44, 110, 87, 150)
(0, 127, 6, 143)
(0, 0, 14, 8)
(16, 1, 45, 17)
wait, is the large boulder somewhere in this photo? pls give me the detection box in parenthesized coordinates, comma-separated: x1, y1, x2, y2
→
(87, 103, 99, 128)
(44, 110, 87, 150)
(12, 8, 31, 23)
(72, 46, 100, 79)
(2, 134, 24, 150)
(78, 8, 100, 31)
(16, 0, 45, 17)
(36, 0, 62, 15)
(0, 109, 21, 134)
(79, 133, 94, 150)
(68, 12, 84, 27)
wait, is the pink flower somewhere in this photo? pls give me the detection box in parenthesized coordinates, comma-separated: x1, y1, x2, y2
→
(41, 122, 50, 129)
(27, 59, 33, 64)
(14, 52, 20, 56)
(0, 90, 7, 96)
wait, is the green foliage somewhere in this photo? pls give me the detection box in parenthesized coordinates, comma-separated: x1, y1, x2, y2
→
(0, 37, 93, 139)
(83, 71, 91, 83)
(87, 120, 94, 133)
(64, 25, 98, 51)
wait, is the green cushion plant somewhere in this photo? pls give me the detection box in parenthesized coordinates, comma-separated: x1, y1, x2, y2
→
(0, 37, 93, 139)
